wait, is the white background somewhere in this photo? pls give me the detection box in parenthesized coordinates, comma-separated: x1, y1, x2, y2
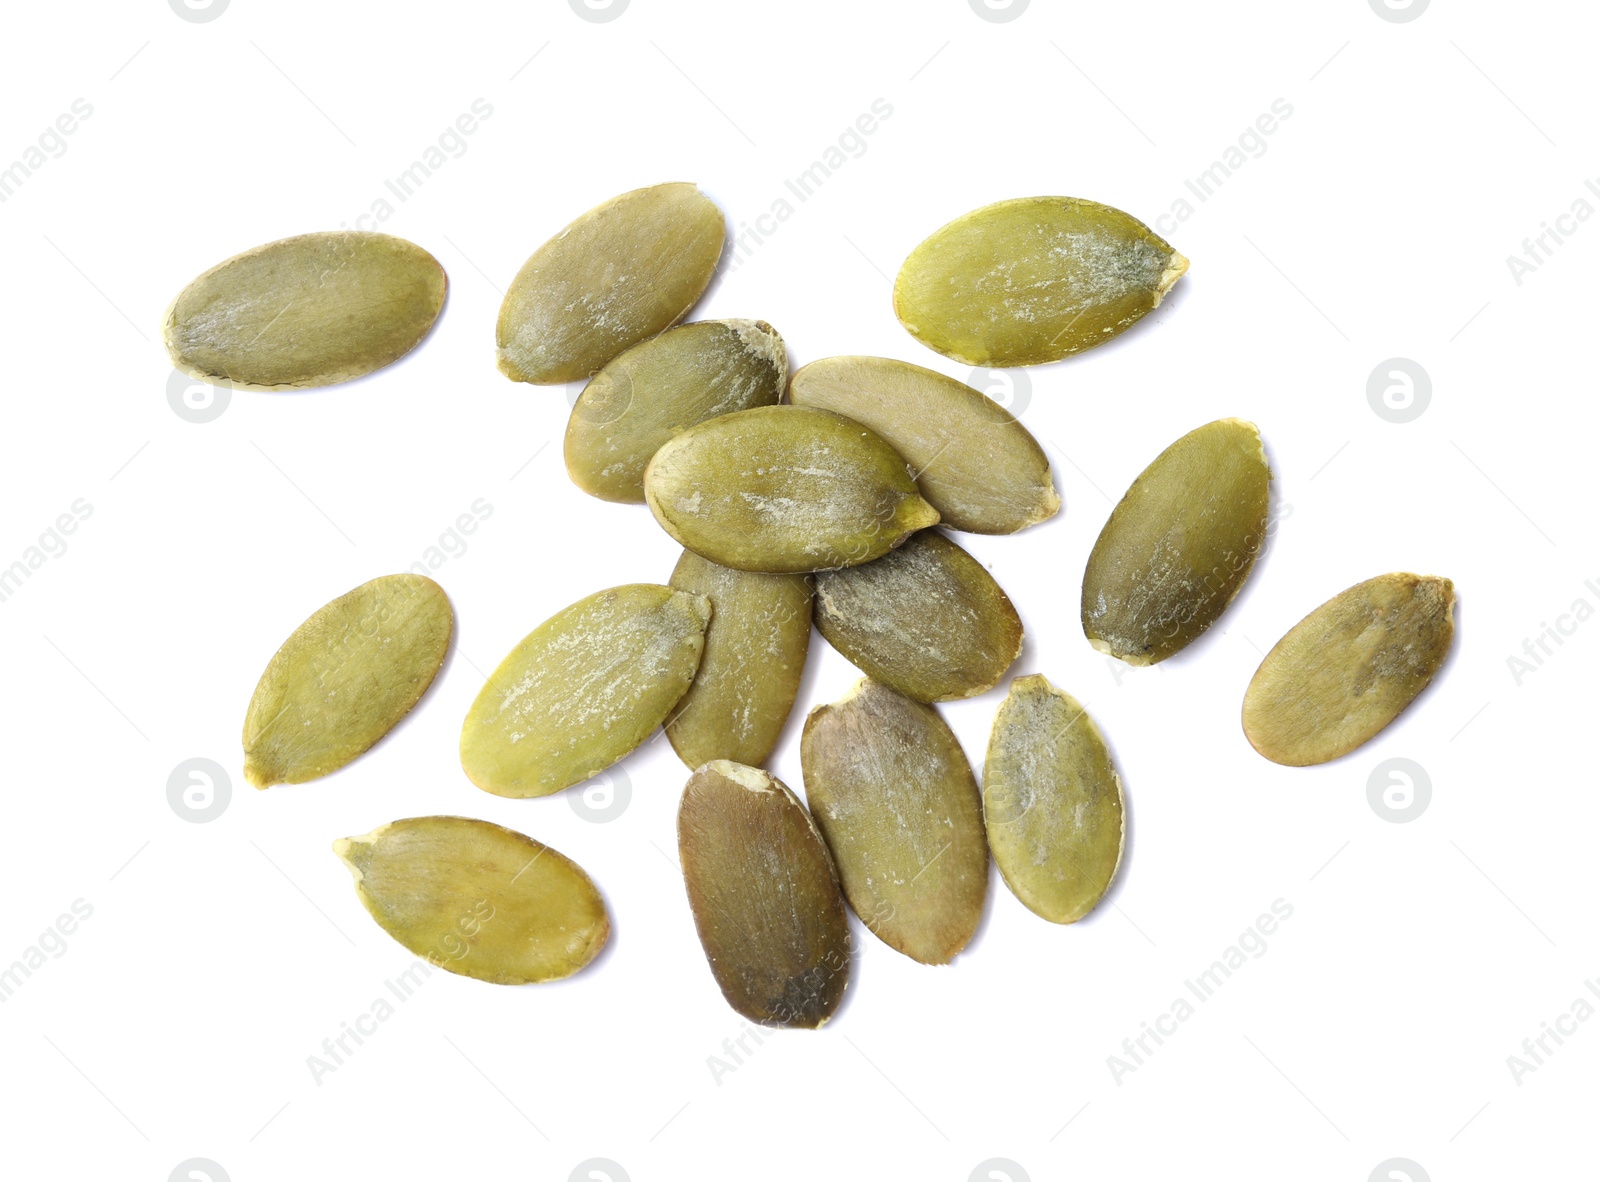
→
(0, 1, 1590, 1179)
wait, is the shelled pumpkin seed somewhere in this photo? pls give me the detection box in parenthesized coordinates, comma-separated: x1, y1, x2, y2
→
(644, 405, 940, 573)
(1242, 573, 1456, 766)
(242, 574, 452, 789)
(814, 530, 1022, 702)
(1083, 419, 1272, 665)
(666, 551, 813, 769)
(802, 679, 987, 964)
(893, 196, 1187, 367)
(497, 182, 725, 384)
(789, 355, 1059, 535)
(678, 761, 851, 1028)
(334, 816, 609, 984)
(164, 231, 447, 390)
(984, 675, 1125, 924)
(566, 319, 787, 503)
(460, 584, 710, 798)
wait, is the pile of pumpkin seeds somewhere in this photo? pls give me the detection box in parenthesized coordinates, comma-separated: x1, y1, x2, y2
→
(185, 183, 1455, 1027)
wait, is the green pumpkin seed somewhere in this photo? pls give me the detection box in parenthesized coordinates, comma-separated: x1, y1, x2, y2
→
(242, 574, 452, 789)
(788, 355, 1059, 535)
(678, 761, 850, 1028)
(164, 231, 447, 391)
(566, 319, 787, 503)
(801, 679, 987, 965)
(644, 405, 941, 573)
(1083, 418, 1272, 665)
(666, 550, 812, 769)
(893, 196, 1187, 367)
(460, 584, 710, 798)
(497, 182, 725, 384)
(984, 675, 1125, 924)
(1242, 573, 1456, 766)
(815, 530, 1022, 702)
(334, 816, 608, 985)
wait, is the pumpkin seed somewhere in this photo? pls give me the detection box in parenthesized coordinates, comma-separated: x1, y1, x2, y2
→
(893, 196, 1187, 367)
(788, 355, 1059, 534)
(801, 679, 987, 965)
(242, 574, 451, 789)
(164, 231, 447, 391)
(497, 182, 725, 384)
(1083, 418, 1272, 665)
(678, 761, 850, 1028)
(814, 530, 1022, 702)
(644, 404, 940, 573)
(666, 550, 812, 769)
(566, 319, 787, 503)
(334, 816, 608, 985)
(460, 584, 710, 798)
(1242, 573, 1455, 766)
(984, 675, 1124, 924)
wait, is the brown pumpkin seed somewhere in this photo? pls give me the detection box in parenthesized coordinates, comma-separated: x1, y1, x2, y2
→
(678, 761, 850, 1028)
(802, 679, 987, 964)
(1242, 573, 1456, 766)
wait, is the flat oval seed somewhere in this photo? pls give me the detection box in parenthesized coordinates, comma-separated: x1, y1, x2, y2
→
(802, 679, 987, 965)
(984, 675, 1125, 924)
(789, 355, 1059, 535)
(815, 530, 1022, 702)
(893, 196, 1188, 367)
(1242, 573, 1456, 766)
(1083, 418, 1272, 665)
(164, 231, 447, 390)
(666, 551, 813, 769)
(644, 405, 941, 573)
(566, 319, 787, 503)
(334, 816, 608, 985)
(497, 182, 725, 384)
(460, 585, 710, 798)
(678, 761, 850, 1028)
(242, 574, 452, 789)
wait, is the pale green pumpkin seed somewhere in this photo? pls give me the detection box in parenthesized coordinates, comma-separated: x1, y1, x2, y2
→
(666, 550, 812, 769)
(334, 816, 609, 985)
(566, 319, 787, 503)
(460, 584, 710, 798)
(984, 675, 1125, 924)
(1242, 573, 1456, 766)
(644, 405, 941, 573)
(801, 679, 987, 965)
(789, 355, 1059, 534)
(815, 530, 1022, 702)
(893, 196, 1187, 367)
(678, 761, 850, 1028)
(1083, 418, 1272, 665)
(164, 231, 447, 391)
(497, 182, 725, 384)
(242, 574, 452, 789)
